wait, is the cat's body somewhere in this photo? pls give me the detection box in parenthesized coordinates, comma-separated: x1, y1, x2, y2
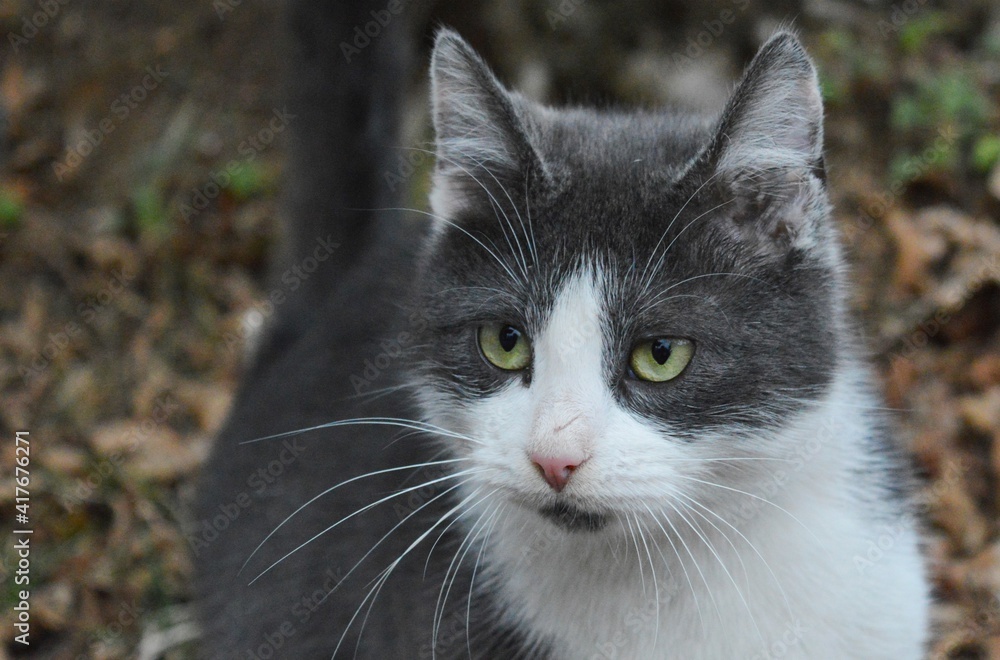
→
(195, 2, 930, 657)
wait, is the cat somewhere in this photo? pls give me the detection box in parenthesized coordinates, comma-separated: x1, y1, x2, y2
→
(194, 2, 931, 658)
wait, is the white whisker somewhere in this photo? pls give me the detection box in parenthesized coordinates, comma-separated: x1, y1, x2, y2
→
(331, 485, 489, 659)
(239, 416, 485, 447)
(639, 500, 705, 633)
(672, 473, 821, 544)
(638, 169, 722, 294)
(369, 206, 524, 287)
(675, 489, 792, 617)
(433, 494, 501, 649)
(642, 197, 737, 300)
(239, 457, 469, 576)
(247, 468, 486, 585)
(655, 503, 722, 626)
(407, 146, 530, 281)
(466, 502, 506, 657)
(665, 500, 764, 645)
(635, 514, 661, 647)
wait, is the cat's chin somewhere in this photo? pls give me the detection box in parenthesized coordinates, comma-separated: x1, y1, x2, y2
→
(537, 500, 608, 532)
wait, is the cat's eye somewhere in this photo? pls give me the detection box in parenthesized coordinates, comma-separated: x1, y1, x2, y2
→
(478, 323, 531, 371)
(629, 338, 694, 382)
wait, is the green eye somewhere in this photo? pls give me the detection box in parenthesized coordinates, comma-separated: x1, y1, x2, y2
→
(629, 338, 694, 382)
(478, 323, 531, 371)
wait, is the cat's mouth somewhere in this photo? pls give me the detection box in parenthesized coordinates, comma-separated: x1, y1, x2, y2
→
(537, 501, 608, 532)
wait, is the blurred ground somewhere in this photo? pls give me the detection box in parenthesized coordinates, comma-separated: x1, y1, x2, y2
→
(0, 0, 998, 657)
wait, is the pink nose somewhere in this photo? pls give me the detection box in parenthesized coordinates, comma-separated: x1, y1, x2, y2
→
(531, 453, 584, 492)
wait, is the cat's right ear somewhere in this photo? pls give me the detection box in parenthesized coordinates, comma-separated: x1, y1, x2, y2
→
(429, 29, 545, 216)
(703, 31, 825, 181)
(684, 31, 832, 257)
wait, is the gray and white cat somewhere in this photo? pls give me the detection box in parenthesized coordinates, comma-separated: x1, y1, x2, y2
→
(195, 6, 930, 658)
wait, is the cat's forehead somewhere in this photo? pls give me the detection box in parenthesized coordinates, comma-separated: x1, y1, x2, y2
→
(530, 106, 714, 178)
(505, 107, 734, 263)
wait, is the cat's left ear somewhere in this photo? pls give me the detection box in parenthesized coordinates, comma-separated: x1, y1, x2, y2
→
(694, 31, 830, 252)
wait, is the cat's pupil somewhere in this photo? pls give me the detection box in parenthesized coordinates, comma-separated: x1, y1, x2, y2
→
(651, 339, 672, 365)
(499, 325, 520, 352)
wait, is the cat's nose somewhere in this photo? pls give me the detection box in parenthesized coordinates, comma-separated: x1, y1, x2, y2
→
(531, 453, 585, 492)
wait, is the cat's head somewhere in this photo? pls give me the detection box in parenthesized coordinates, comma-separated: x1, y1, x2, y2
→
(411, 29, 845, 532)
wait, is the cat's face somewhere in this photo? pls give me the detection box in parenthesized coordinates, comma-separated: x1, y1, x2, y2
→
(412, 30, 844, 533)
